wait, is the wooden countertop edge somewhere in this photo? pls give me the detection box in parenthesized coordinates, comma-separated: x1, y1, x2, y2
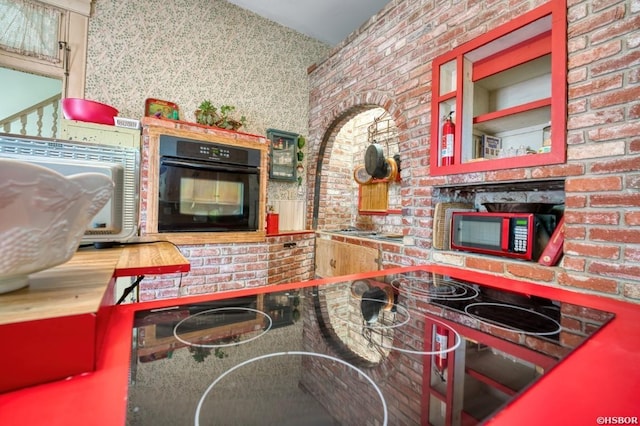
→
(266, 229, 315, 237)
(0, 242, 189, 326)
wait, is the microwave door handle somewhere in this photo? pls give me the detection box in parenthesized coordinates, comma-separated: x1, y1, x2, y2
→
(501, 218, 511, 251)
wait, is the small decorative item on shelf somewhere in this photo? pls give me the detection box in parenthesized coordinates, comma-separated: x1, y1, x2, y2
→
(353, 164, 373, 185)
(483, 135, 502, 159)
(195, 100, 247, 131)
(267, 128, 298, 182)
(542, 123, 552, 146)
(145, 98, 179, 120)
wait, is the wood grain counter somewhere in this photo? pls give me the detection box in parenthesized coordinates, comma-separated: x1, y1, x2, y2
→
(0, 242, 189, 326)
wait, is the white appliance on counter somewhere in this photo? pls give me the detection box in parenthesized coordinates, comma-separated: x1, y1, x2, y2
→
(60, 118, 141, 148)
(0, 133, 139, 246)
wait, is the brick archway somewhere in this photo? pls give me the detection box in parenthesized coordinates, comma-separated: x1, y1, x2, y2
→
(308, 91, 403, 230)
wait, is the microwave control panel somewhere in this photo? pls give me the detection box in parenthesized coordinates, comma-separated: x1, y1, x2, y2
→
(511, 218, 530, 253)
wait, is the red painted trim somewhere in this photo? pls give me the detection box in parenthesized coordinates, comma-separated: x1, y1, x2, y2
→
(549, 0, 568, 166)
(422, 324, 434, 424)
(143, 116, 266, 140)
(430, 57, 443, 168)
(473, 31, 551, 81)
(113, 263, 190, 278)
(473, 98, 551, 124)
(425, 312, 557, 371)
(439, 91, 456, 102)
(466, 368, 517, 396)
(358, 209, 389, 216)
(0, 314, 96, 393)
(455, 2, 553, 56)
(430, 150, 563, 175)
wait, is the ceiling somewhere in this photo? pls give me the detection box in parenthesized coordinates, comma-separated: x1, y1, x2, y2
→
(225, 0, 391, 45)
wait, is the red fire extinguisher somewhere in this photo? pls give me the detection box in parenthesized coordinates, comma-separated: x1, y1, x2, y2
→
(441, 111, 455, 166)
(434, 325, 449, 374)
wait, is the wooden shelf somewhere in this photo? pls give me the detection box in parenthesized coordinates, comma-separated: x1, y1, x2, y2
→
(472, 101, 551, 134)
(0, 242, 190, 326)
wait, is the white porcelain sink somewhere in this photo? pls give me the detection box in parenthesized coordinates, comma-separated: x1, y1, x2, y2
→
(0, 159, 114, 294)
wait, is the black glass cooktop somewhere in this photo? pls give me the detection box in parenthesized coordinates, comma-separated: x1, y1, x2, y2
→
(126, 271, 614, 425)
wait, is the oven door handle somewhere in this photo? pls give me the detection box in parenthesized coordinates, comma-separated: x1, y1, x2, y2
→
(160, 158, 259, 174)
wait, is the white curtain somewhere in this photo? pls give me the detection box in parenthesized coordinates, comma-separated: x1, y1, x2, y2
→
(0, 0, 62, 63)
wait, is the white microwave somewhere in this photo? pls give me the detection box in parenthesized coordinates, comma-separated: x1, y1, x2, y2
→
(0, 133, 139, 246)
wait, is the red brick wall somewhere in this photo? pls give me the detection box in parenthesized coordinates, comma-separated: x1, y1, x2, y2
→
(307, 0, 640, 303)
(138, 233, 315, 300)
(266, 233, 316, 285)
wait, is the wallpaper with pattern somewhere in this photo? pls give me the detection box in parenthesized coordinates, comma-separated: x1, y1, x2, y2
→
(84, 0, 330, 201)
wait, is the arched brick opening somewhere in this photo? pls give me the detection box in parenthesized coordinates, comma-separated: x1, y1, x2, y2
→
(309, 91, 405, 230)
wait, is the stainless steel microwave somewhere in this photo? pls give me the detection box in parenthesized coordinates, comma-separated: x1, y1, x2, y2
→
(450, 212, 557, 261)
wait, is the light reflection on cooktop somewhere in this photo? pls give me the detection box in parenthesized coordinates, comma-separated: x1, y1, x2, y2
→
(126, 272, 614, 425)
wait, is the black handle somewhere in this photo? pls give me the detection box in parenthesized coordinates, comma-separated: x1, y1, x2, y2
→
(161, 157, 258, 175)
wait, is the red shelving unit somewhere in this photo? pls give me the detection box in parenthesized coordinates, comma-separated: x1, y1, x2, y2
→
(430, 1, 567, 176)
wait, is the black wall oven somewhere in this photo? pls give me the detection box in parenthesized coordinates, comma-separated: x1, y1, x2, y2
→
(157, 135, 261, 232)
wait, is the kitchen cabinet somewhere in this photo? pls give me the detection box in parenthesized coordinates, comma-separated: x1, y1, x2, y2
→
(430, 0, 566, 175)
(267, 128, 298, 181)
(315, 238, 379, 278)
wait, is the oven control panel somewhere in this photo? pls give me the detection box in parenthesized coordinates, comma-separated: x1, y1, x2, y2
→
(159, 134, 260, 167)
(187, 143, 232, 161)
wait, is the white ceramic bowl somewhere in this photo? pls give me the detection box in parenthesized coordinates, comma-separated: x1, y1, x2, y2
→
(0, 159, 114, 294)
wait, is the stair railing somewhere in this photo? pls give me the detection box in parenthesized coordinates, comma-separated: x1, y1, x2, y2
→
(0, 94, 62, 138)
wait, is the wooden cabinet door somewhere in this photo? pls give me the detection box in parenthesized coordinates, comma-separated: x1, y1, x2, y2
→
(315, 238, 379, 278)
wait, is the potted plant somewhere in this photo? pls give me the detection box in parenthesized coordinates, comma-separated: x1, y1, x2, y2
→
(195, 100, 247, 131)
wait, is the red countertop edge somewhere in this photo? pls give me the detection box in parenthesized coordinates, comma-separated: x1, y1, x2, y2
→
(112, 263, 191, 278)
(0, 264, 638, 426)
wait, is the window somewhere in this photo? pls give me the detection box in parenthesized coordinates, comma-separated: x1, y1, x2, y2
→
(0, 0, 63, 62)
(0, 0, 91, 97)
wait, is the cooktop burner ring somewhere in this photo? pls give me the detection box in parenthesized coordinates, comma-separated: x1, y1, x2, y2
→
(374, 315, 462, 356)
(464, 302, 562, 336)
(391, 276, 480, 301)
(194, 351, 389, 426)
(172, 307, 273, 348)
(331, 299, 411, 330)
